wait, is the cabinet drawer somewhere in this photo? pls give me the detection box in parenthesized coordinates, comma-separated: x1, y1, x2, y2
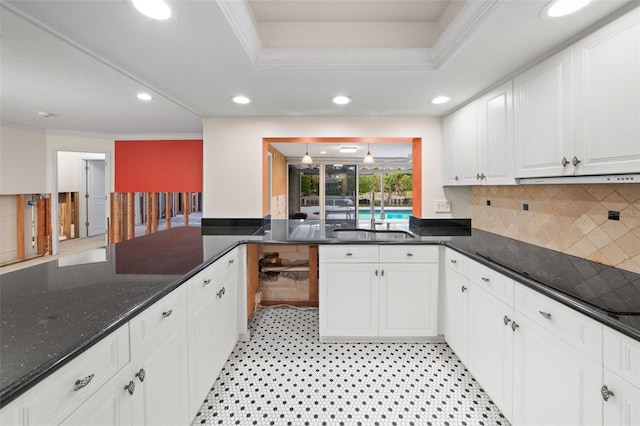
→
(319, 245, 378, 263)
(187, 264, 216, 305)
(515, 285, 602, 362)
(217, 248, 239, 279)
(467, 260, 514, 306)
(379, 245, 438, 263)
(130, 285, 187, 359)
(445, 248, 467, 275)
(1, 325, 129, 426)
(604, 326, 640, 387)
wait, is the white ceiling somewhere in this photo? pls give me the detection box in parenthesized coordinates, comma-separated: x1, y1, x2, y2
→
(1, 0, 637, 149)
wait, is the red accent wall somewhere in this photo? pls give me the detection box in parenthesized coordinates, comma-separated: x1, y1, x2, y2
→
(115, 140, 203, 192)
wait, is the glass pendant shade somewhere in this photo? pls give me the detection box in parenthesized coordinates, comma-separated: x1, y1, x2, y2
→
(363, 144, 374, 164)
(301, 143, 313, 164)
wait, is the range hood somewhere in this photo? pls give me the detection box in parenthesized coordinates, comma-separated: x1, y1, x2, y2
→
(518, 174, 639, 185)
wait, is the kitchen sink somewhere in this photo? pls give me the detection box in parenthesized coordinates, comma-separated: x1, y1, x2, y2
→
(332, 228, 415, 240)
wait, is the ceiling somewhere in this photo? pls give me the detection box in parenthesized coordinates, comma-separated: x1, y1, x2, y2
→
(1, 0, 637, 150)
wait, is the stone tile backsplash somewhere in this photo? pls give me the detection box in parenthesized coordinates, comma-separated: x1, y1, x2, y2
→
(471, 184, 640, 274)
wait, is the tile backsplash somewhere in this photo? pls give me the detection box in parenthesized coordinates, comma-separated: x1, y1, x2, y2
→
(471, 184, 640, 274)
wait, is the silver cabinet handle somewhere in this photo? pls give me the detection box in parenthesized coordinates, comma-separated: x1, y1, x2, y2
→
(481, 277, 490, 282)
(461, 285, 467, 292)
(203, 278, 212, 286)
(561, 157, 569, 167)
(406, 253, 413, 257)
(572, 156, 581, 167)
(124, 380, 136, 396)
(228, 259, 235, 264)
(455, 175, 459, 181)
(477, 173, 482, 180)
(135, 368, 146, 382)
(449, 259, 457, 264)
(345, 252, 353, 257)
(503, 315, 511, 326)
(381, 270, 384, 277)
(539, 311, 552, 320)
(74, 374, 95, 391)
(601, 385, 614, 401)
(511, 321, 519, 331)
(375, 270, 378, 276)
(162, 310, 173, 318)
(480, 173, 486, 180)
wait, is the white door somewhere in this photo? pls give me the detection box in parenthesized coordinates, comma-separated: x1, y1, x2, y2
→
(443, 267, 469, 364)
(86, 160, 106, 237)
(512, 314, 602, 426)
(514, 48, 574, 178)
(379, 263, 438, 337)
(573, 9, 640, 176)
(467, 281, 514, 422)
(603, 369, 640, 426)
(319, 263, 378, 338)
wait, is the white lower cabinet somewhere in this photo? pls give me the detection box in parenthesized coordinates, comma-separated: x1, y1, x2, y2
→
(187, 248, 240, 420)
(511, 313, 602, 426)
(443, 266, 469, 363)
(129, 286, 190, 426)
(603, 327, 640, 426)
(319, 245, 438, 341)
(467, 280, 514, 422)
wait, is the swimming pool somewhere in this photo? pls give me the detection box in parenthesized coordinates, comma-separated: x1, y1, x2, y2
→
(358, 208, 412, 220)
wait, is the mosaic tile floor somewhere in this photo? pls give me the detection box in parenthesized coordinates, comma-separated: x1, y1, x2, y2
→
(192, 307, 509, 426)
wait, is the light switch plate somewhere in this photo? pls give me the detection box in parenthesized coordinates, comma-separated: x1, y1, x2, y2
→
(435, 200, 451, 213)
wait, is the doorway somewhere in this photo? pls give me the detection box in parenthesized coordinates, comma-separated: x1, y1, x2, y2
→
(53, 150, 109, 255)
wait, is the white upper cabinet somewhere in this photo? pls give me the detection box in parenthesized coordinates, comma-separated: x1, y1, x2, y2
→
(515, 8, 640, 178)
(443, 83, 515, 186)
(482, 81, 516, 184)
(573, 8, 640, 175)
(514, 48, 574, 178)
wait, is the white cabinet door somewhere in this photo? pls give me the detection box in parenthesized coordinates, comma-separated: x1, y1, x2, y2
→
(456, 101, 483, 185)
(187, 278, 218, 419)
(467, 281, 514, 423)
(379, 263, 438, 337)
(320, 263, 378, 338)
(60, 368, 134, 426)
(514, 49, 574, 178)
(212, 267, 238, 376)
(481, 81, 516, 185)
(443, 267, 469, 364)
(512, 313, 602, 426)
(603, 369, 640, 426)
(130, 288, 190, 426)
(573, 9, 640, 176)
(443, 113, 461, 185)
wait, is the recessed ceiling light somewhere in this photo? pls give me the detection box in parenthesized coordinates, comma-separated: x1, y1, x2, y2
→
(431, 96, 451, 105)
(332, 95, 352, 105)
(320, 151, 327, 154)
(37, 111, 55, 118)
(132, 0, 172, 20)
(231, 95, 252, 104)
(541, 0, 592, 18)
(137, 92, 153, 101)
(339, 146, 358, 153)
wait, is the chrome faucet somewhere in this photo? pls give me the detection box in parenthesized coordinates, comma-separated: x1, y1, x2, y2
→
(370, 192, 383, 230)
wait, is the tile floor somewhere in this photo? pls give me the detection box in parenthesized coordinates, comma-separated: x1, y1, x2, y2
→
(192, 307, 509, 426)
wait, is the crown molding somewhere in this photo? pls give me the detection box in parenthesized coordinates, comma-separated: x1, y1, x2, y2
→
(216, 0, 498, 71)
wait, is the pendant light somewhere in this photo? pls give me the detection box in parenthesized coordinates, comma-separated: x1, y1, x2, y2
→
(301, 143, 313, 164)
(363, 143, 374, 164)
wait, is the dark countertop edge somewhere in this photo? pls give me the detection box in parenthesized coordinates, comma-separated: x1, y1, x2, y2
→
(0, 242, 244, 409)
(3, 234, 638, 408)
(442, 244, 640, 342)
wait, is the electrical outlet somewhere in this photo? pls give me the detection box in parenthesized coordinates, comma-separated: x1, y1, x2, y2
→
(608, 210, 620, 221)
(523, 203, 529, 211)
(435, 200, 451, 213)
(486, 200, 491, 206)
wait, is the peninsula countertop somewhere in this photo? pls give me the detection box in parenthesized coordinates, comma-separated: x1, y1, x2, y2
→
(1, 222, 639, 408)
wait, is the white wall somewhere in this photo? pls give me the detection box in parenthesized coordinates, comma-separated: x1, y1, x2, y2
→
(203, 117, 471, 219)
(0, 126, 47, 195)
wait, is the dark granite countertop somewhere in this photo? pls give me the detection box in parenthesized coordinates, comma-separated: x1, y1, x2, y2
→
(1, 222, 638, 409)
